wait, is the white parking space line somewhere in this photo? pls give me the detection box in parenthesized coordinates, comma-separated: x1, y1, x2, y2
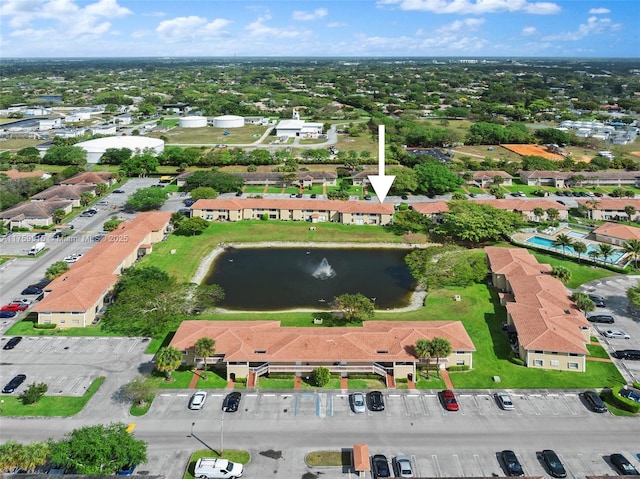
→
(452, 454, 465, 476)
(432, 454, 442, 477)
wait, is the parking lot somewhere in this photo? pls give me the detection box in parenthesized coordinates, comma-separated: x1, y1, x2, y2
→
(0, 336, 151, 396)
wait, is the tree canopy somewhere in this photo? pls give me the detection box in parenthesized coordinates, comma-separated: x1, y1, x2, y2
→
(414, 160, 463, 196)
(48, 423, 147, 475)
(125, 186, 169, 211)
(332, 293, 375, 322)
(405, 246, 487, 291)
(436, 201, 524, 244)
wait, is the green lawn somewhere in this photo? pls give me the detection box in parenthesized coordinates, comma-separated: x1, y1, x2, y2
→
(530, 251, 615, 288)
(0, 377, 104, 417)
(257, 377, 296, 389)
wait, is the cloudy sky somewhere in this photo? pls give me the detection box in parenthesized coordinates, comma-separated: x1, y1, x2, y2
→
(1, 0, 637, 58)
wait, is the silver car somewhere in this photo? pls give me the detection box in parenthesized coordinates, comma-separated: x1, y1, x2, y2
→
(350, 392, 366, 414)
(603, 330, 630, 339)
(393, 456, 414, 477)
(496, 392, 515, 410)
(188, 391, 207, 410)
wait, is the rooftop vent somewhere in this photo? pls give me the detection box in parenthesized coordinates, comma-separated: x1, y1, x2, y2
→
(254, 350, 266, 354)
(377, 350, 389, 354)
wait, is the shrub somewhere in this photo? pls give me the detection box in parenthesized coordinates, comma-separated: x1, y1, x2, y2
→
(33, 323, 57, 330)
(312, 366, 331, 387)
(603, 388, 640, 413)
(395, 378, 408, 384)
(509, 357, 525, 366)
(235, 377, 247, 385)
(19, 382, 48, 405)
(447, 365, 470, 372)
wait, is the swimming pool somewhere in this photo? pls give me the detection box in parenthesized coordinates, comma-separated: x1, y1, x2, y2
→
(526, 236, 626, 263)
(567, 231, 588, 239)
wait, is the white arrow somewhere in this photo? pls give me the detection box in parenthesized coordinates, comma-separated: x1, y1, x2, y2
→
(367, 124, 395, 203)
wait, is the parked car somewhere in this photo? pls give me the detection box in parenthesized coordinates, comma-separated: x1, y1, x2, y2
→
(0, 231, 12, 239)
(589, 294, 606, 307)
(496, 392, 514, 410)
(603, 330, 630, 339)
(350, 392, 366, 414)
(500, 450, 524, 477)
(34, 232, 45, 239)
(11, 298, 32, 305)
(367, 391, 385, 411)
(21, 286, 42, 295)
(222, 392, 241, 412)
(614, 349, 640, 360)
(0, 311, 17, 318)
(193, 458, 243, 479)
(610, 453, 639, 475)
(113, 189, 125, 193)
(310, 194, 317, 198)
(440, 389, 459, 411)
(364, 194, 372, 200)
(372, 454, 390, 478)
(2, 374, 26, 393)
(1, 303, 29, 312)
(3, 337, 23, 350)
(541, 449, 567, 478)
(392, 456, 414, 478)
(183, 199, 195, 206)
(583, 390, 607, 413)
(188, 391, 207, 410)
(587, 314, 614, 324)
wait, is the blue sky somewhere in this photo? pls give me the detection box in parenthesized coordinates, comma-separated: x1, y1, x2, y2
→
(1, 0, 638, 58)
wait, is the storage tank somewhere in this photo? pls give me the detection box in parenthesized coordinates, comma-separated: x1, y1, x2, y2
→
(213, 115, 244, 128)
(179, 116, 207, 128)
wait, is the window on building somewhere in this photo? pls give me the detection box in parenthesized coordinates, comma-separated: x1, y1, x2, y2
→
(550, 360, 560, 366)
(456, 360, 465, 366)
(568, 362, 579, 369)
(533, 359, 543, 367)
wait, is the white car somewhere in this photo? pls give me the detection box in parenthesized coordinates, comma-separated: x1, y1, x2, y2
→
(64, 253, 83, 264)
(603, 330, 630, 339)
(496, 392, 514, 410)
(350, 392, 366, 414)
(11, 298, 33, 305)
(188, 391, 207, 410)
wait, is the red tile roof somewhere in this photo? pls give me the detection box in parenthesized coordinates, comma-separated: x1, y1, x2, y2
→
(192, 198, 395, 214)
(577, 198, 640, 210)
(60, 171, 113, 185)
(593, 222, 640, 241)
(32, 212, 171, 314)
(411, 199, 567, 216)
(486, 247, 589, 354)
(170, 320, 475, 363)
(0, 200, 72, 220)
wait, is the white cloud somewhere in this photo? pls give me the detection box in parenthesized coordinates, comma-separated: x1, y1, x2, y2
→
(589, 7, 610, 14)
(292, 8, 328, 21)
(327, 21, 347, 28)
(245, 14, 311, 39)
(543, 16, 622, 41)
(377, 0, 560, 15)
(156, 16, 231, 42)
(522, 26, 537, 35)
(1, 0, 131, 37)
(436, 18, 485, 33)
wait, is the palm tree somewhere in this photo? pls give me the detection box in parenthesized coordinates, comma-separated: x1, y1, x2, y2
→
(552, 234, 574, 257)
(623, 239, 640, 269)
(546, 208, 560, 221)
(533, 207, 545, 221)
(194, 337, 216, 380)
(588, 249, 602, 263)
(155, 346, 183, 381)
(428, 337, 452, 378)
(573, 241, 587, 263)
(551, 266, 572, 284)
(585, 199, 601, 220)
(414, 339, 432, 379)
(624, 205, 636, 221)
(598, 243, 614, 265)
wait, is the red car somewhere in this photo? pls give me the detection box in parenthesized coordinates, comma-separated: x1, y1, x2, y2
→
(440, 389, 459, 411)
(1, 303, 29, 312)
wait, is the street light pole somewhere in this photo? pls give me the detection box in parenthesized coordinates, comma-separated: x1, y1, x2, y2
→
(191, 422, 195, 437)
(219, 416, 224, 456)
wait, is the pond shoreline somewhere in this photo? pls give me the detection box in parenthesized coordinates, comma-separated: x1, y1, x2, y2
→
(192, 242, 428, 314)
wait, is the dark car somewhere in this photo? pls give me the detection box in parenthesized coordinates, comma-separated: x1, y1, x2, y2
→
(501, 450, 524, 477)
(583, 390, 607, 413)
(541, 449, 567, 478)
(53, 231, 63, 239)
(34, 232, 45, 239)
(2, 374, 26, 393)
(364, 194, 372, 200)
(367, 391, 385, 411)
(3, 337, 22, 350)
(401, 195, 409, 200)
(183, 199, 195, 206)
(0, 310, 17, 318)
(116, 464, 137, 476)
(21, 286, 43, 295)
(589, 294, 606, 307)
(222, 391, 241, 412)
(614, 349, 640, 360)
(587, 314, 614, 324)
(372, 454, 391, 478)
(610, 453, 639, 475)
(310, 194, 317, 199)
(440, 389, 459, 411)
(234, 191, 243, 197)
(113, 189, 125, 193)
(295, 193, 303, 198)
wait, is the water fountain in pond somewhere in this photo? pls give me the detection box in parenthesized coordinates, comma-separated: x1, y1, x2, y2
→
(312, 257, 336, 280)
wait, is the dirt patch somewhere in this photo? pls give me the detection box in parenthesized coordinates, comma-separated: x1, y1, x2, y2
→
(631, 151, 640, 158)
(501, 144, 564, 160)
